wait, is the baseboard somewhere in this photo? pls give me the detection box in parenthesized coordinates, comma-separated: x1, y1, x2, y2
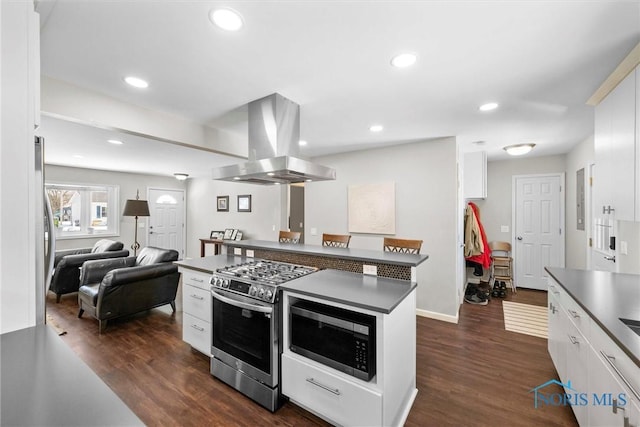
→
(416, 308, 459, 324)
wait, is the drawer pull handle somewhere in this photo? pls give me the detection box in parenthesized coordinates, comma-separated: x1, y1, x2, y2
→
(568, 335, 579, 345)
(568, 309, 580, 318)
(190, 294, 205, 300)
(548, 285, 560, 295)
(306, 377, 341, 395)
(601, 351, 640, 402)
(191, 278, 204, 283)
(190, 324, 205, 332)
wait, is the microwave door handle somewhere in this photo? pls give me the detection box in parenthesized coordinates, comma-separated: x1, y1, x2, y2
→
(211, 290, 273, 314)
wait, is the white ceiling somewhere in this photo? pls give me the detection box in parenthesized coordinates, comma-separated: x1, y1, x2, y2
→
(37, 1, 640, 179)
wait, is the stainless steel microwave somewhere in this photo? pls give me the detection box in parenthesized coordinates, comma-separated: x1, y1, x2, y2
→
(289, 300, 376, 381)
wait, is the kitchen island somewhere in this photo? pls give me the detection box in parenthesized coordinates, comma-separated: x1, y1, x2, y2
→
(545, 267, 640, 426)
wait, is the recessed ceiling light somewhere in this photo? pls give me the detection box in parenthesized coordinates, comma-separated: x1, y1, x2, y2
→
(299, 140, 308, 146)
(267, 172, 275, 176)
(391, 53, 417, 68)
(209, 8, 243, 31)
(124, 76, 149, 89)
(370, 124, 384, 132)
(504, 143, 536, 156)
(107, 139, 123, 145)
(479, 102, 499, 112)
(233, 177, 241, 180)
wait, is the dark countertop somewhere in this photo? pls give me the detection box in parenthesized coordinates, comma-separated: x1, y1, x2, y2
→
(225, 239, 429, 267)
(281, 269, 417, 314)
(1, 325, 143, 426)
(175, 254, 250, 274)
(545, 267, 640, 368)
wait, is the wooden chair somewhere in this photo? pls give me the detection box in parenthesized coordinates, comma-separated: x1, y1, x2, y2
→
(489, 241, 515, 293)
(322, 233, 351, 248)
(383, 237, 423, 254)
(279, 230, 301, 244)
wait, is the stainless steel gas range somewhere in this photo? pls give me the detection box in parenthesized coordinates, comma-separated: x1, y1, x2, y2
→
(209, 259, 317, 411)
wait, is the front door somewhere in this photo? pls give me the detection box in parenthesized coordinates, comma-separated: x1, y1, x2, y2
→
(148, 188, 185, 259)
(513, 174, 564, 290)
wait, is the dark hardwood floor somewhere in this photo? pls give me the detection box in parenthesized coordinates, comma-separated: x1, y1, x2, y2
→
(46, 287, 577, 426)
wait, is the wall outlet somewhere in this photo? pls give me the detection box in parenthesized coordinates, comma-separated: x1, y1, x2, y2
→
(272, 225, 276, 231)
(620, 241, 628, 255)
(501, 225, 509, 233)
(363, 265, 377, 276)
(310, 227, 317, 236)
(246, 249, 254, 258)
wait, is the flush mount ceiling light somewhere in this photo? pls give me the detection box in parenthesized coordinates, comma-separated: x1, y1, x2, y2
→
(174, 173, 189, 181)
(107, 139, 123, 145)
(391, 53, 417, 68)
(209, 8, 243, 31)
(369, 124, 384, 132)
(479, 102, 499, 112)
(124, 76, 149, 88)
(504, 143, 536, 156)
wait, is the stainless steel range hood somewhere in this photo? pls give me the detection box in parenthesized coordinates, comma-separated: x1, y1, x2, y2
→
(212, 93, 336, 185)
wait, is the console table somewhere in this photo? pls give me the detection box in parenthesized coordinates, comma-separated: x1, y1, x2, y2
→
(199, 238, 223, 257)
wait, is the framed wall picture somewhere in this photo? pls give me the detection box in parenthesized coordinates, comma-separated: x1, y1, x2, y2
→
(237, 195, 252, 212)
(210, 230, 224, 240)
(223, 228, 235, 240)
(217, 196, 229, 212)
(235, 231, 243, 241)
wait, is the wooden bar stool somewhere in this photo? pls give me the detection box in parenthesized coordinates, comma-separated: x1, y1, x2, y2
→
(383, 237, 423, 254)
(489, 241, 515, 293)
(279, 230, 301, 243)
(322, 233, 351, 248)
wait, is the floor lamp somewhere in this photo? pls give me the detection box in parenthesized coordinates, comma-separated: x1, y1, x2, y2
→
(122, 190, 150, 257)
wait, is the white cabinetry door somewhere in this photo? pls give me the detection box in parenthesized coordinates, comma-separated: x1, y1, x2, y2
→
(463, 151, 487, 199)
(594, 67, 638, 222)
(588, 345, 631, 427)
(565, 318, 589, 426)
(547, 288, 566, 380)
(180, 269, 212, 356)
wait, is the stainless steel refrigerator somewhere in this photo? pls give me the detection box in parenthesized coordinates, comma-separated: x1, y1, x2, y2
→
(35, 135, 56, 324)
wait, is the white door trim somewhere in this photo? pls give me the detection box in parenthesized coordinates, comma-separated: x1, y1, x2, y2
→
(146, 187, 186, 259)
(586, 163, 595, 269)
(511, 173, 566, 287)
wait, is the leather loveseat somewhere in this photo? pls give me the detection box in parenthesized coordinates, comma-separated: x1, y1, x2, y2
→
(77, 246, 180, 333)
(49, 239, 129, 302)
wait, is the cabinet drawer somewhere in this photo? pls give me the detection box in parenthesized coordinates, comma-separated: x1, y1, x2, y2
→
(590, 320, 640, 403)
(181, 270, 210, 290)
(183, 284, 211, 323)
(548, 281, 590, 339)
(282, 353, 382, 427)
(182, 313, 211, 356)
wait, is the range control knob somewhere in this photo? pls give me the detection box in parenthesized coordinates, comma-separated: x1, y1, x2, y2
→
(249, 286, 258, 296)
(258, 287, 265, 299)
(265, 289, 273, 301)
(213, 277, 222, 287)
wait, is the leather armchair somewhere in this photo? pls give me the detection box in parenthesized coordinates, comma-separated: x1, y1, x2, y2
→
(77, 246, 180, 333)
(49, 239, 129, 302)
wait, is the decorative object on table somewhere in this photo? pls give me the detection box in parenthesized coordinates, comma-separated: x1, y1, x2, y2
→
(235, 231, 243, 241)
(122, 189, 150, 257)
(230, 229, 238, 240)
(348, 182, 395, 234)
(223, 228, 235, 240)
(210, 230, 224, 239)
(217, 195, 229, 212)
(237, 194, 251, 212)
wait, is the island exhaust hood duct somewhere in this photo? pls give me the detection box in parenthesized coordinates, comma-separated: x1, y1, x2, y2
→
(212, 93, 336, 185)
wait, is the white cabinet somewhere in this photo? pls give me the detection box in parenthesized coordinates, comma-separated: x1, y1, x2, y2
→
(594, 67, 639, 222)
(179, 268, 212, 356)
(281, 290, 417, 427)
(548, 277, 640, 426)
(463, 151, 487, 199)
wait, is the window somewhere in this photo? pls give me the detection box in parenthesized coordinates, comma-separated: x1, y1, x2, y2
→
(46, 183, 119, 239)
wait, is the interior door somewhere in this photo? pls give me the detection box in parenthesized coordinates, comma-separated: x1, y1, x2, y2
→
(148, 188, 185, 259)
(514, 175, 564, 290)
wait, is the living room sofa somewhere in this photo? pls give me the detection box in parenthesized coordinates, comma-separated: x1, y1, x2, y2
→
(77, 246, 180, 333)
(49, 239, 129, 302)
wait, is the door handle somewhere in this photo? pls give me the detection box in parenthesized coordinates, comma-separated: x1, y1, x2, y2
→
(517, 236, 523, 241)
(604, 255, 616, 262)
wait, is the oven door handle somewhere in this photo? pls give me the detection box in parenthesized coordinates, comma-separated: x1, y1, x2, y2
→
(211, 290, 273, 314)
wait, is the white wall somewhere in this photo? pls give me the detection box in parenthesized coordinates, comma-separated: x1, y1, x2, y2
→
(475, 154, 566, 244)
(185, 178, 284, 259)
(306, 138, 459, 319)
(565, 135, 595, 269)
(46, 165, 185, 252)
